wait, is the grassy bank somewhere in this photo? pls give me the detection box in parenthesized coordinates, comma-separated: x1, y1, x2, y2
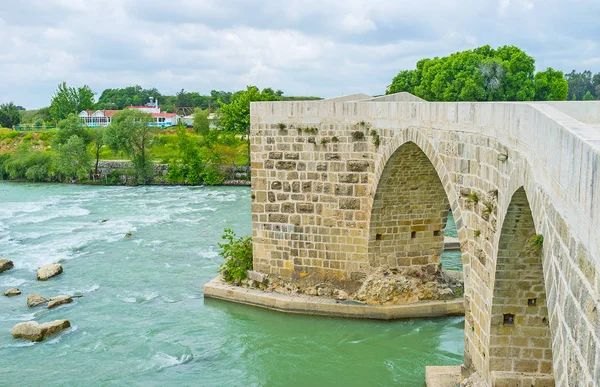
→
(0, 127, 248, 184)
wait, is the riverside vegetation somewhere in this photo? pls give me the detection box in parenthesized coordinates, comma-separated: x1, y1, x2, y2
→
(0, 112, 248, 186)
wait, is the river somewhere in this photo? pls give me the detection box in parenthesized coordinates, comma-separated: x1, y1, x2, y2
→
(0, 183, 463, 386)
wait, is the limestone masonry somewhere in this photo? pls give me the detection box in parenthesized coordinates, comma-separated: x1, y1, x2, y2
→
(249, 93, 600, 386)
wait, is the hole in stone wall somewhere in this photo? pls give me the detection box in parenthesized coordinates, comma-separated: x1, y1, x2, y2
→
(411, 231, 417, 239)
(376, 234, 382, 241)
(503, 313, 515, 326)
(528, 298, 537, 306)
(433, 230, 440, 236)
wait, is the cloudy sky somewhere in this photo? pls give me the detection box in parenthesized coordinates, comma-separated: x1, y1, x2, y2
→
(1, 0, 599, 109)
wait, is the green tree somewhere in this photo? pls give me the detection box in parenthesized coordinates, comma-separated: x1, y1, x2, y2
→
(387, 45, 540, 101)
(53, 114, 91, 147)
(54, 135, 91, 180)
(49, 82, 95, 122)
(89, 126, 105, 176)
(97, 86, 161, 110)
(583, 91, 595, 101)
(565, 70, 594, 100)
(0, 102, 22, 128)
(103, 109, 155, 184)
(193, 108, 210, 134)
(219, 86, 281, 133)
(534, 68, 568, 101)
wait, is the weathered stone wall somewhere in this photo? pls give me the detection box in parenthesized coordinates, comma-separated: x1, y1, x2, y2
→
(96, 161, 168, 179)
(250, 97, 600, 386)
(368, 142, 449, 273)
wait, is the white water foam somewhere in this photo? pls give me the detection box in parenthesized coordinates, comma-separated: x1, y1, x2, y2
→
(153, 352, 194, 370)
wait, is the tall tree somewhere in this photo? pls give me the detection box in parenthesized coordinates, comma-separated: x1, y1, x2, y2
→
(534, 68, 569, 101)
(103, 109, 155, 184)
(0, 102, 22, 128)
(193, 108, 210, 134)
(49, 82, 95, 122)
(89, 126, 105, 176)
(54, 135, 91, 181)
(219, 86, 281, 133)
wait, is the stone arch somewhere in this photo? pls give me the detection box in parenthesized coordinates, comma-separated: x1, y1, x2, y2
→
(488, 186, 554, 386)
(368, 135, 460, 273)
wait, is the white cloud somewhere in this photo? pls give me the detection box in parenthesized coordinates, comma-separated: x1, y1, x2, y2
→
(0, 0, 598, 108)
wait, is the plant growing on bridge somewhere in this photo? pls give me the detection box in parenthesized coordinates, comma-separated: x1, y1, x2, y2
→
(498, 150, 509, 162)
(277, 123, 287, 130)
(464, 192, 480, 204)
(372, 134, 381, 148)
(218, 228, 253, 283)
(351, 131, 365, 141)
(331, 136, 339, 143)
(527, 234, 544, 254)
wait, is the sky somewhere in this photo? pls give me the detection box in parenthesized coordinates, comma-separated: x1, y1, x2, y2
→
(1, 0, 599, 109)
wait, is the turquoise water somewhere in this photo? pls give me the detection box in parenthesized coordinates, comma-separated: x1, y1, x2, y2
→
(442, 212, 462, 271)
(0, 183, 463, 386)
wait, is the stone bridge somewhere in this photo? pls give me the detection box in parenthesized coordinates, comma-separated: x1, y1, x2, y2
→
(249, 93, 600, 386)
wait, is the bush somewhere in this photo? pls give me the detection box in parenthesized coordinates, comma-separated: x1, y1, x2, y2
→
(105, 169, 125, 185)
(218, 228, 253, 283)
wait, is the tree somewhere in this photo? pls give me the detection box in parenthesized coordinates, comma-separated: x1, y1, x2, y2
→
(54, 136, 91, 181)
(219, 86, 281, 133)
(193, 108, 210, 134)
(583, 91, 595, 101)
(103, 109, 155, 184)
(534, 68, 568, 101)
(96, 86, 161, 110)
(387, 45, 543, 101)
(49, 82, 95, 122)
(53, 114, 91, 147)
(565, 70, 594, 100)
(0, 102, 22, 128)
(89, 126, 105, 176)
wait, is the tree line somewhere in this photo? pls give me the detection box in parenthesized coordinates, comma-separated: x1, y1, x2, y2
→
(387, 45, 599, 102)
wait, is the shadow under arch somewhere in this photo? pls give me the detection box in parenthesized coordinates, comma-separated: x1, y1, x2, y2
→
(487, 186, 554, 385)
(367, 138, 462, 274)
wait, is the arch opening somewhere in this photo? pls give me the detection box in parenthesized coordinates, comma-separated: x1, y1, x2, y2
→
(488, 187, 554, 385)
(369, 141, 453, 272)
(363, 141, 464, 304)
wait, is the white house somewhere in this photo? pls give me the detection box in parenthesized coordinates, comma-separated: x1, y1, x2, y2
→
(79, 98, 178, 128)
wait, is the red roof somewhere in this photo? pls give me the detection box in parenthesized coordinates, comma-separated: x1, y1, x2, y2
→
(152, 113, 176, 118)
(102, 110, 119, 117)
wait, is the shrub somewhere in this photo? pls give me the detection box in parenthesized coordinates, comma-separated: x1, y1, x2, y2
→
(105, 169, 125, 185)
(351, 131, 365, 141)
(218, 228, 253, 283)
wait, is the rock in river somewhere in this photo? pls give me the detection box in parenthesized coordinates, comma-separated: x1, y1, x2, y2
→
(4, 288, 21, 297)
(27, 294, 48, 307)
(12, 320, 71, 342)
(0, 259, 14, 273)
(37, 263, 63, 281)
(47, 296, 73, 309)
